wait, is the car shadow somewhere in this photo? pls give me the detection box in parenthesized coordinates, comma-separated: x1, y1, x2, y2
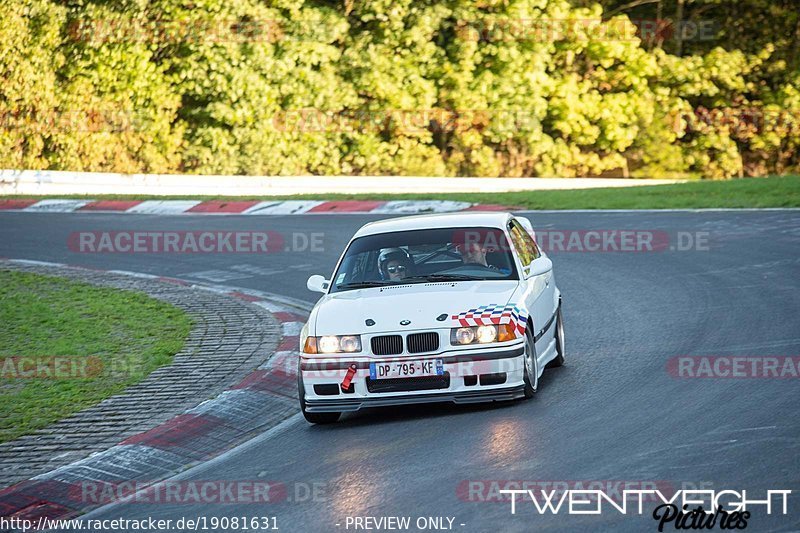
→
(344, 399, 520, 427)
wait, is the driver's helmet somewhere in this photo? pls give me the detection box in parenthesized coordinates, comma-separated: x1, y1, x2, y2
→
(378, 247, 412, 279)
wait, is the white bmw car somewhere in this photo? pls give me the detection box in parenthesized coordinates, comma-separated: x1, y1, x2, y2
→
(298, 212, 564, 423)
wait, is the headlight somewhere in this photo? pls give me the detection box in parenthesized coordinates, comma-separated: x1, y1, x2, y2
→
(476, 325, 497, 343)
(451, 323, 517, 345)
(339, 335, 361, 352)
(318, 336, 340, 353)
(303, 335, 362, 354)
(454, 327, 475, 344)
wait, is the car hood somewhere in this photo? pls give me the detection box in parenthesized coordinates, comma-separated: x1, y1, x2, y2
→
(309, 281, 521, 335)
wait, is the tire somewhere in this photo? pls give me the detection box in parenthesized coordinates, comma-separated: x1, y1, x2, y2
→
(522, 327, 538, 399)
(298, 370, 341, 424)
(546, 305, 565, 369)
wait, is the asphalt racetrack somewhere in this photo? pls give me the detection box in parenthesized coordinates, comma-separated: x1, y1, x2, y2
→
(1, 210, 799, 532)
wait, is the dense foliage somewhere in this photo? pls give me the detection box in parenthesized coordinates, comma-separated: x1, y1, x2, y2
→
(1, 0, 797, 178)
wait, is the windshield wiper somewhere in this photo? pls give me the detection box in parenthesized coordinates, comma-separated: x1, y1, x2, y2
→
(403, 274, 483, 282)
(336, 281, 393, 289)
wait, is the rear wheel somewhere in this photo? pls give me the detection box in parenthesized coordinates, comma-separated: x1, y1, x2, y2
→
(298, 371, 341, 424)
(522, 328, 538, 399)
(546, 305, 565, 369)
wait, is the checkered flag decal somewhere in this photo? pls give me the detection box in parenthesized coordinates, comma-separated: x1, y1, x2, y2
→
(451, 303, 528, 337)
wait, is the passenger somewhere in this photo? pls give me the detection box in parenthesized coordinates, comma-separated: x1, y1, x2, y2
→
(378, 248, 412, 281)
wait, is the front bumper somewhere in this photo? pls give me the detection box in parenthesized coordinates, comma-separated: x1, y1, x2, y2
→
(304, 385, 526, 412)
(300, 343, 526, 413)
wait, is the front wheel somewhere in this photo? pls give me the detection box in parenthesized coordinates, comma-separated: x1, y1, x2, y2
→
(546, 305, 565, 369)
(298, 372, 341, 424)
(522, 328, 538, 399)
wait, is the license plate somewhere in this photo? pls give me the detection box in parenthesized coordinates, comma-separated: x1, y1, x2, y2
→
(369, 359, 444, 380)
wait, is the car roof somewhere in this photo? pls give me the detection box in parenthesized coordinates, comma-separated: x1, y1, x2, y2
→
(354, 212, 515, 238)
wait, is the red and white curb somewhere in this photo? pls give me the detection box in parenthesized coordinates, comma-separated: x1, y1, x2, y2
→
(0, 259, 310, 522)
(0, 199, 512, 215)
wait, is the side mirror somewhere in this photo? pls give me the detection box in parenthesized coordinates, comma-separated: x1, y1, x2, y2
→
(307, 275, 329, 293)
(526, 257, 553, 278)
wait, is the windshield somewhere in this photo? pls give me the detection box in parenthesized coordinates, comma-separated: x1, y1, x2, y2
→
(330, 227, 518, 293)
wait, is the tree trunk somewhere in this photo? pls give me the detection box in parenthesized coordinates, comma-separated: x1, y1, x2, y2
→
(674, 0, 685, 56)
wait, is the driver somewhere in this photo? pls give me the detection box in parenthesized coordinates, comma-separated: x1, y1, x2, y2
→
(452, 229, 506, 272)
(458, 241, 489, 267)
(378, 248, 412, 281)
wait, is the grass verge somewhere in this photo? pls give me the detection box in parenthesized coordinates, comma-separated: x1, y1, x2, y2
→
(3, 175, 799, 209)
(0, 270, 192, 443)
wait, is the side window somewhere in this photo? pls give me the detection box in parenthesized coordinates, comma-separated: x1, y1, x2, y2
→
(340, 251, 373, 283)
(523, 225, 542, 260)
(508, 220, 541, 265)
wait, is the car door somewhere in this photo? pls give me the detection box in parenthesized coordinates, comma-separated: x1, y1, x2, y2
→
(508, 219, 557, 357)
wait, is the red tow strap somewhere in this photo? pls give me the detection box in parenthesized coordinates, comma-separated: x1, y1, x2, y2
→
(341, 364, 357, 389)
